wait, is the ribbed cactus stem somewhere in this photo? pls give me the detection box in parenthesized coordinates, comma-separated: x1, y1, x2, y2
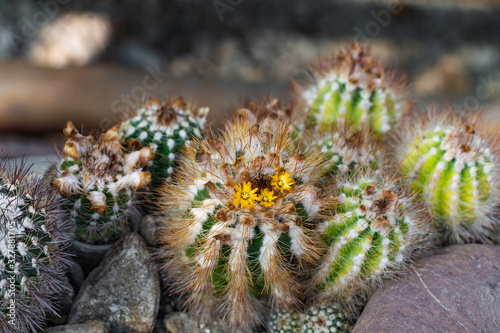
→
(158, 116, 325, 329)
(312, 171, 427, 308)
(398, 113, 498, 243)
(119, 97, 208, 186)
(0, 159, 70, 333)
(296, 43, 409, 137)
(52, 122, 152, 244)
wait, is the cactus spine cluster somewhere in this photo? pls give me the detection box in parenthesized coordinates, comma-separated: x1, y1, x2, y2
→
(396, 109, 498, 243)
(0, 159, 70, 333)
(52, 122, 153, 244)
(158, 115, 326, 329)
(269, 305, 349, 333)
(295, 43, 410, 136)
(118, 97, 209, 186)
(312, 126, 380, 177)
(311, 170, 428, 308)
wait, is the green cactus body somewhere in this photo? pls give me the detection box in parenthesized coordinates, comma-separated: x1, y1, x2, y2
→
(119, 97, 208, 186)
(315, 129, 379, 177)
(399, 121, 497, 242)
(158, 118, 324, 329)
(269, 305, 349, 333)
(0, 160, 70, 332)
(298, 43, 409, 137)
(52, 122, 152, 244)
(312, 173, 425, 305)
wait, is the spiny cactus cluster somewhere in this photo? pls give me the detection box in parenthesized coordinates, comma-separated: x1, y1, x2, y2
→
(0, 159, 70, 333)
(52, 122, 152, 244)
(294, 42, 410, 137)
(269, 305, 349, 333)
(311, 170, 428, 309)
(396, 109, 499, 243)
(118, 97, 209, 186)
(158, 116, 326, 328)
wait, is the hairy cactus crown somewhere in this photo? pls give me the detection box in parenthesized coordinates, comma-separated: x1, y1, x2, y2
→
(0, 159, 70, 333)
(158, 116, 326, 329)
(312, 170, 428, 311)
(52, 122, 152, 244)
(118, 96, 209, 186)
(295, 43, 409, 136)
(397, 109, 499, 243)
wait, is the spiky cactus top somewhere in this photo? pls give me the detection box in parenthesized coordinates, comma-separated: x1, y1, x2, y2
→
(237, 97, 296, 135)
(0, 159, 70, 333)
(311, 169, 428, 311)
(118, 97, 209, 186)
(396, 109, 499, 243)
(269, 305, 350, 333)
(295, 43, 410, 137)
(52, 122, 152, 244)
(158, 117, 326, 329)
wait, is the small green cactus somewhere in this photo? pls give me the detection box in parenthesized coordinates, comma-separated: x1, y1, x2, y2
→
(52, 122, 152, 244)
(0, 159, 71, 333)
(118, 97, 209, 186)
(269, 305, 350, 333)
(295, 43, 410, 137)
(311, 170, 428, 308)
(313, 126, 380, 177)
(397, 109, 498, 243)
(158, 116, 325, 329)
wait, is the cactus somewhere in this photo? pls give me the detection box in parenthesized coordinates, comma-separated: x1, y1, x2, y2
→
(0, 159, 71, 333)
(157, 117, 326, 329)
(294, 43, 410, 137)
(118, 97, 209, 186)
(269, 305, 350, 333)
(51, 122, 152, 244)
(312, 125, 380, 177)
(311, 169, 428, 310)
(396, 109, 499, 243)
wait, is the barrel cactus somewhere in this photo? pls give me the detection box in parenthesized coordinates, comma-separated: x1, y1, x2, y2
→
(157, 117, 326, 329)
(396, 109, 499, 243)
(294, 43, 410, 137)
(312, 125, 380, 177)
(51, 122, 153, 244)
(118, 96, 209, 186)
(0, 159, 71, 332)
(311, 169, 428, 310)
(269, 305, 350, 333)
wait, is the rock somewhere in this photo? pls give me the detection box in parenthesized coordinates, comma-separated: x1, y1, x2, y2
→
(164, 312, 253, 333)
(67, 259, 86, 293)
(353, 244, 500, 332)
(68, 234, 160, 333)
(44, 320, 110, 333)
(139, 215, 158, 247)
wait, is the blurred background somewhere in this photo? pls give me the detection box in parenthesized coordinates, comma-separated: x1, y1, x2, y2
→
(1, 0, 500, 157)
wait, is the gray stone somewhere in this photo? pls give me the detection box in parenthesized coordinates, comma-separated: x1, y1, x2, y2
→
(353, 244, 500, 333)
(139, 215, 158, 247)
(68, 234, 160, 333)
(67, 259, 86, 292)
(44, 320, 110, 333)
(164, 312, 253, 333)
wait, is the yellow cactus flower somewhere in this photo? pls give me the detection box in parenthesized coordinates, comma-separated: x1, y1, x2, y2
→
(257, 188, 277, 207)
(271, 170, 294, 193)
(233, 181, 258, 209)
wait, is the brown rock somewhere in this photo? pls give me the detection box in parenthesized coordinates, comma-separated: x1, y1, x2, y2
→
(353, 244, 500, 332)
